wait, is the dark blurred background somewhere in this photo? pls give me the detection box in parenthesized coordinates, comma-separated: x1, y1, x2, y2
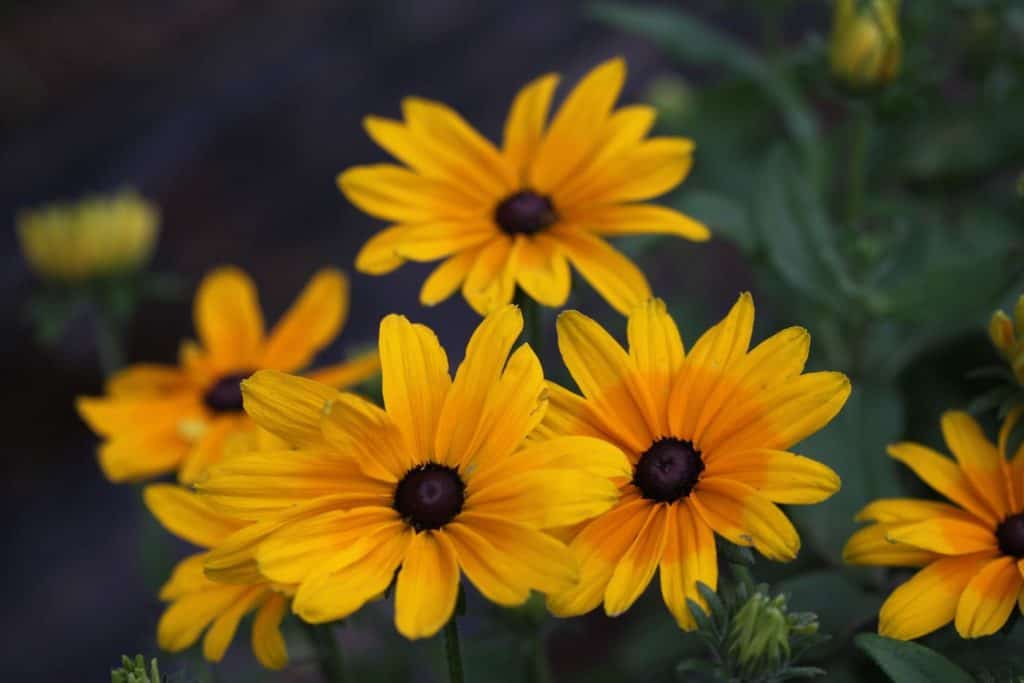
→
(0, 2, 754, 680)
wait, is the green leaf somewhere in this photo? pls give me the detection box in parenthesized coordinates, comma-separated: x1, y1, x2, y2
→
(791, 382, 905, 564)
(855, 634, 975, 683)
(673, 189, 756, 253)
(776, 570, 882, 647)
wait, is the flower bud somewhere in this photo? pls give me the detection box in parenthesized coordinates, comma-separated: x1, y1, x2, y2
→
(728, 593, 792, 673)
(830, 0, 902, 90)
(110, 654, 161, 683)
(989, 296, 1024, 385)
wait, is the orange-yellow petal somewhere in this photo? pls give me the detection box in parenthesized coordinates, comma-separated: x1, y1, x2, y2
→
(241, 370, 336, 449)
(843, 525, 939, 567)
(703, 449, 840, 504)
(660, 501, 718, 629)
(941, 411, 1011, 518)
(261, 269, 348, 373)
(143, 483, 244, 549)
(955, 555, 1022, 638)
(252, 593, 289, 670)
(194, 267, 265, 369)
(885, 518, 997, 555)
(690, 478, 800, 561)
(887, 442, 1001, 526)
(550, 227, 652, 317)
(394, 530, 460, 639)
(605, 503, 669, 616)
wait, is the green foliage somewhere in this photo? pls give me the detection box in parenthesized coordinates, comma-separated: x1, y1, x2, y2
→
(855, 634, 975, 683)
(111, 655, 161, 683)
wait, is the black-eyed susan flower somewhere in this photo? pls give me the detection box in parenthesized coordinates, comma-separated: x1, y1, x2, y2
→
(339, 58, 710, 316)
(537, 296, 850, 629)
(989, 295, 1024, 385)
(17, 190, 159, 282)
(144, 484, 290, 669)
(829, 0, 902, 90)
(844, 409, 1024, 640)
(197, 305, 627, 639)
(76, 266, 379, 483)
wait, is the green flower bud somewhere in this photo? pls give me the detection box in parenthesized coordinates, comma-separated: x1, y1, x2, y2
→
(110, 654, 160, 683)
(727, 592, 792, 673)
(645, 75, 694, 123)
(830, 0, 902, 90)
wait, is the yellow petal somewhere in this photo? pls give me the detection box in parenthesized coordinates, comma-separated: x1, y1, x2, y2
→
(669, 292, 754, 442)
(704, 449, 840, 504)
(76, 393, 199, 438)
(379, 314, 451, 459)
(339, 164, 482, 223)
(605, 504, 669, 616)
(557, 137, 694, 207)
(194, 266, 265, 368)
(420, 248, 480, 307)
(513, 234, 571, 307)
(322, 392, 412, 481)
(178, 416, 242, 485)
(105, 364, 190, 397)
(355, 225, 408, 275)
(197, 452, 391, 519)
(955, 555, 1022, 638)
(252, 593, 289, 670)
(261, 269, 348, 373)
(941, 411, 1010, 517)
(241, 370, 336, 448)
(627, 298, 684, 436)
(660, 501, 717, 629)
(563, 203, 710, 242)
(402, 97, 517, 197)
(886, 518, 997, 555)
(502, 73, 559, 180)
(843, 525, 939, 567)
(989, 310, 1016, 355)
(160, 553, 212, 601)
(393, 220, 496, 262)
(143, 484, 244, 549)
(472, 435, 631, 489)
(855, 498, 976, 524)
(546, 495, 652, 617)
(433, 305, 523, 469)
(293, 526, 411, 624)
(531, 381, 610, 444)
(878, 553, 994, 640)
(202, 587, 265, 662)
(530, 58, 626, 193)
(394, 530, 461, 639)
(97, 430, 190, 483)
(157, 583, 251, 653)
(451, 512, 578, 596)
(462, 236, 517, 315)
(887, 442, 1000, 526)
(550, 227, 652, 317)
(304, 350, 381, 390)
(555, 309, 654, 454)
(691, 478, 800, 561)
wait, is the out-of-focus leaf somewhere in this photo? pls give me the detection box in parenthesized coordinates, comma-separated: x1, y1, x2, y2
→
(792, 382, 905, 564)
(589, 2, 817, 153)
(753, 148, 853, 312)
(855, 634, 975, 683)
(673, 189, 756, 253)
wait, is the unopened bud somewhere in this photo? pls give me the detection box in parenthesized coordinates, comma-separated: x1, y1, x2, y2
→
(830, 0, 902, 90)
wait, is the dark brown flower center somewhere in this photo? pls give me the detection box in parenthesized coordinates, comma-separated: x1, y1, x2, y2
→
(494, 190, 557, 235)
(394, 464, 465, 531)
(997, 513, 1024, 557)
(202, 371, 252, 414)
(634, 438, 704, 503)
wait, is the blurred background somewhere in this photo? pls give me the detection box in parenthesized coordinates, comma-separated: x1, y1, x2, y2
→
(2, 1, 1022, 681)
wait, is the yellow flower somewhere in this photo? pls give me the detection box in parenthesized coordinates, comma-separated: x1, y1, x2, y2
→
(76, 266, 379, 483)
(830, 0, 902, 90)
(17, 190, 159, 282)
(538, 296, 850, 629)
(844, 409, 1024, 640)
(339, 58, 710, 316)
(989, 295, 1024, 384)
(144, 485, 291, 669)
(196, 306, 627, 639)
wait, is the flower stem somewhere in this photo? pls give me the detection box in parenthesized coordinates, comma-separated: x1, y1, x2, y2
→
(513, 288, 544, 356)
(303, 622, 347, 683)
(844, 103, 872, 229)
(92, 307, 125, 377)
(444, 615, 465, 683)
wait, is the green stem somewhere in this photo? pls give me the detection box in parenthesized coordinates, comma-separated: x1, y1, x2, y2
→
(92, 308, 125, 377)
(513, 288, 544, 356)
(844, 104, 872, 229)
(531, 633, 552, 683)
(444, 616, 465, 683)
(303, 622, 347, 683)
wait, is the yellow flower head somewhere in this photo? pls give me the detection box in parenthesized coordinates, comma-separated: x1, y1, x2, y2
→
(339, 58, 710, 316)
(197, 306, 627, 639)
(144, 485, 290, 669)
(989, 295, 1024, 384)
(538, 295, 850, 629)
(76, 266, 379, 483)
(830, 0, 902, 90)
(17, 190, 159, 282)
(845, 409, 1024, 640)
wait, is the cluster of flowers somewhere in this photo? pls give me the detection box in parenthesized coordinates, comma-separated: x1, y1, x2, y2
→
(61, 56, 1024, 672)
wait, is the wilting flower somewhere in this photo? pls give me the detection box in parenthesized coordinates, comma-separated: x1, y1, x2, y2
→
(989, 295, 1024, 385)
(17, 190, 159, 283)
(144, 485, 290, 669)
(830, 0, 902, 90)
(539, 296, 849, 628)
(197, 306, 626, 639)
(77, 266, 379, 483)
(339, 58, 709, 316)
(845, 410, 1024, 640)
